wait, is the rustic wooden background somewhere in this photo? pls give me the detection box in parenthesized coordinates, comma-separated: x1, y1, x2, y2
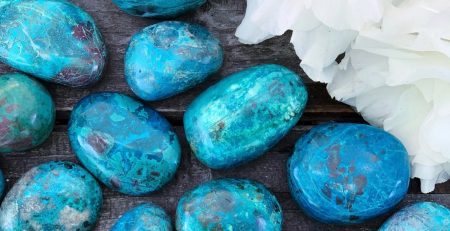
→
(0, 0, 449, 230)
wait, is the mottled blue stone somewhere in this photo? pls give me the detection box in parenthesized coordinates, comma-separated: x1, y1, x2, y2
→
(0, 161, 102, 230)
(184, 64, 308, 169)
(288, 123, 410, 224)
(125, 21, 223, 101)
(110, 203, 172, 231)
(0, 0, 107, 87)
(0, 169, 4, 199)
(69, 92, 181, 195)
(176, 178, 282, 231)
(379, 202, 450, 231)
(112, 0, 206, 18)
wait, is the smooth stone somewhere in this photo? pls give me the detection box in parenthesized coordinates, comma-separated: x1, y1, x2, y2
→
(0, 161, 102, 230)
(110, 203, 172, 231)
(112, 0, 206, 18)
(0, 73, 55, 153)
(176, 178, 282, 231)
(0, 0, 107, 87)
(288, 123, 410, 224)
(184, 64, 308, 169)
(379, 202, 450, 231)
(125, 21, 223, 101)
(68, 92, 181, 195)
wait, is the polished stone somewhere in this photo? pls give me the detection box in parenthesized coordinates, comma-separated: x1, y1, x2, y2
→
(112, 0, 206, 18)
(0, 161, 102, 230)
(288, 123, 410, 224)
(110, 203, 172, 231)
(184, 64, 308, 169)
(176, 178, 282, 231)
(125, 21, 223, 101)
(69, 92, 181, 195)
(0, 73, 55, 153)
(0, 0, 107, 87)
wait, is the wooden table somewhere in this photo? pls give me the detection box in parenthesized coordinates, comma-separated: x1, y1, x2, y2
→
(0, 0, 449, 230)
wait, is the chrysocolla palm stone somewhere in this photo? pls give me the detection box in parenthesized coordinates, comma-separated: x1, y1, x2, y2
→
(288, 123, 410, 224)
(125, 21, 223, 101)
(0, 0, 107, 87)
(379, 202, 450, 230)
(112, 0, 206, 18)
(110, 203, 172, 231)
(68, 92, 181, 195)
(0, 73, 55, 153)
(176, 178, 282, 231)
(0, 161, 102, 230)
(184, 64, 308, 169)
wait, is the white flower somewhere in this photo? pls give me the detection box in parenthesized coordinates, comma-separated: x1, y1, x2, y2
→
(236, 0, 450, 193)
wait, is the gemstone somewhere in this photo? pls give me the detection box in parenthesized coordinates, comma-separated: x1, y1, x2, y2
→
(176, 178, 282, 230)
(287, 123, 410, 224)
(110, 203, 172, 231)
(184, 64, 308, 169)
(68, 92, 181, 195)
(0, 161, 102, 230)
(125, 21, 223, 101)
(379, 202, 450, 230)
(0, 73, 55, 153)
(0, 0, 107, 87)
(112, 0, 206, 18)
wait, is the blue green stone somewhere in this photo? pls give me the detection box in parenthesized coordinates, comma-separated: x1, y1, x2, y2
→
(125, 21, 223, 101)
(68, 92, 181, 195)
(176, 178, 282, 231)
(0, 73, 55, 153)
(0, 0, 107, 87)
(184, 64, 308, 169)
(112, 0, 206, 18)
(110, 203, 172, 231)
(0, 161, 102, 230)
(288, 123, 410, 224)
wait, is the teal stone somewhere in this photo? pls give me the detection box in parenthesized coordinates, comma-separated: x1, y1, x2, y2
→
(112, 0, 206, 18)
(125, 21, 223, 101)
(110, 203, 172, 231)
(0, 73, 55, 153)
(0, 0, 107, 87)
(0, 161, 103, 231)
(68, 92, 181, 195)
(176, 178, 282, 231)
(184, 64, 308, 169)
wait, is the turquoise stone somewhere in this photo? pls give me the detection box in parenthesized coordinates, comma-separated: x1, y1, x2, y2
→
(110, 203, 172, 231)
(176, 178, 282, 231)
(379, 202, 450, 230)
(69, 92, 181, 195)
(184, 64, 308, 169)
(0, 73, 55, 153)
(0, 0, 107, 87)
(288, 123, 410, 224)
(112, 0, 206, 18)
(0, 161, 103, 230)
(125, 21, 223, 101)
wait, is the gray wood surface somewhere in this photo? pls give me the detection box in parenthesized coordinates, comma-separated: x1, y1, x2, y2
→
(0, 0, 448, 230)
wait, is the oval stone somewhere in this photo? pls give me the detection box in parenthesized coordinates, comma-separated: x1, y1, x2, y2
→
(288, 123, 410, 224)
(379, 202, 450, 230)
(110, 203, 172, 231)
(0, 73, 55, 153)
(125, 21, 223, 101)
(184, 64, 308, 169)
(112, 0, 206, 18)
(0, 0, 107, 87)
(176, 178, 282, 230)
(0, 161, 102, 230)
(68, 92, 181, 195)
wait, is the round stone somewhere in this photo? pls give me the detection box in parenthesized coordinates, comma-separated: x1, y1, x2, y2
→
(110, 203, 172, 231)
(0, 73, 55, 153)
(125, 21, 223, 101)
(69, 92, 181, 195)
(112, 0, 206, 18)
(287, 123, 410, 224)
